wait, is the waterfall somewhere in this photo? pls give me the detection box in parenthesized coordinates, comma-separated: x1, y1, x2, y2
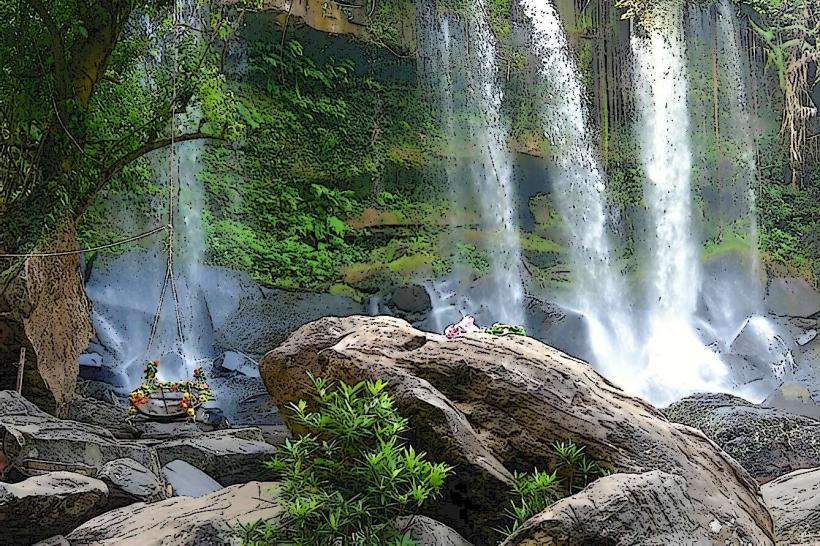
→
(631, 4, 729, 403)
(417, 0, 526, 329)
(84, 1, 215, 388)
(519, 0, 639, 389)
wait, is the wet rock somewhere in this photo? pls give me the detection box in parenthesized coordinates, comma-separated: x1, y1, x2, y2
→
(762, 381, 820, 419)
(134, 420, 205, 440)
(201, 265, 364, 355)
(65, 481, 282, 545)
(260, 316, 774, 545)
(766, 277, 820, 318)
(501, 471, 745, 546)
(161, 459, 223, 497)
(0, 390, 160, 478)
(389, 284, 432, 315)
(206, 374, 286, 445)
(153, 428, 275, 485)
(97, 458, 166, 509)
(762, 467, 820, 545)
(524, 297, 593, 363)
(728, 316, 796, 382)
(67, 395, 138, 439)
(665, 393, 820, 483)
(0, 471, 108, 544)
(396, 515, 474, 546)
(216, 351, 260, 377)
(74, 378, 121, 403)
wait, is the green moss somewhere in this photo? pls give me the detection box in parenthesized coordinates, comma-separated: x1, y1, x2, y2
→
(520, 233, 564, 254)
(702, 232, 754, 261)
(388, 254, 435, 275)
(329, 283, 366, 303)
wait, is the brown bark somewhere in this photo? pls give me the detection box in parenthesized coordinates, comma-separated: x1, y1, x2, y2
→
(0, 227, 91, 416)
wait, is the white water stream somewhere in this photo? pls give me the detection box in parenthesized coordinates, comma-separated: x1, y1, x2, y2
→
(418, 0, 526, 329)
(519, 0, 640, 389)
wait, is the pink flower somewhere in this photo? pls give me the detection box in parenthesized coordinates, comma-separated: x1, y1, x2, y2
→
(444, 316, 480, 339)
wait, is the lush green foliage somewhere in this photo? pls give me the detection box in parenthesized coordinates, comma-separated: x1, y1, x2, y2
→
(0, 0, 245, 259)
(500, 441, 611, 537)
(238, 374, 451, 546)
(201, 31, 440, 289)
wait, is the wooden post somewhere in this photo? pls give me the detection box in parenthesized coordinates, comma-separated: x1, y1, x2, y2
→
(15, 347, 25, 394)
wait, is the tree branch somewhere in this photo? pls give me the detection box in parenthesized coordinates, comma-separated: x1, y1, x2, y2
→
(29, 0, 69, 97)
(74, 131, 225, 220)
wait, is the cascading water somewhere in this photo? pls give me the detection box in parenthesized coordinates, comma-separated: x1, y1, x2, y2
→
(631, 3, 730, 402)
(519, 0, 640, 390)
(84, 1, 215, 389)
(417, 0, 526, 330)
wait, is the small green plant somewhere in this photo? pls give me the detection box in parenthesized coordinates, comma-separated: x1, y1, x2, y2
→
(499, 441, 611, 537)
(241, 374, 452, 546)
(485, 323, 528, 337)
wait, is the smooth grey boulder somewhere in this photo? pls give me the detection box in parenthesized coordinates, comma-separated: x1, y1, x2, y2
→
(66, 481, 282, 545)
(0, 390, 160, 478)
(162, 459, 223, 497)
(0, 471, 108, 544)
(501, 471, 746, 546)
(762, 381, 820, 419)
(397, 515, 474, 546)
(67, 395, 138, 439)
(762, 467, 820, 545)
(389, 284, 432, 318)
(665, 393, 820, 483)
(766, 277, 820, 318)
(97, 458, 166, 509)
(154, 428, 275, 485)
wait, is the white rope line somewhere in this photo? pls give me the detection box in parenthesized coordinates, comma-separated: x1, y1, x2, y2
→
(146, 0, 185, 354)
(0, 224, 169, 258)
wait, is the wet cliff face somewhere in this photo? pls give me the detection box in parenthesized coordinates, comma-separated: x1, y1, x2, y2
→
(258, 0, 416, 52)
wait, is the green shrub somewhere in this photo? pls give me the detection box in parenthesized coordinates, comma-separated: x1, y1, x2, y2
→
(499, 440, 612, 537)
(239, 374, 452, 546)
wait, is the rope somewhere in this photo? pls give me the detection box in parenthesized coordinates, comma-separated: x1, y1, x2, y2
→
(0, 224, 169, 258)
(146, 0, 184, 354)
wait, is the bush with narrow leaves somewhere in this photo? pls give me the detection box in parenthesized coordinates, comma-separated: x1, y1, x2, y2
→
(499, 440, 613, 537)
(238, 373, 451, 546)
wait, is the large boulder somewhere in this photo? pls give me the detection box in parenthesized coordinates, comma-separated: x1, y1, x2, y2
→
(0, 471, 108, 544)
(0, 227, 93, 416)
(63, 481, 282, 545)
(0, 390, 160, 478)
(665, 393, 820, 483)
(260, 316, 774, 545)
(97, 458, 166, 509)
(762, 467, 820, 545)
(762, 381, 820, 419)
(501, 471, 736, 545)
(153, 428, 275, 485)
(766, 277, 820, 318)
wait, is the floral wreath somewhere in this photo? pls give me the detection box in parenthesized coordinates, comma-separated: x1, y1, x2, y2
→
(128, 359, 213, 420)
